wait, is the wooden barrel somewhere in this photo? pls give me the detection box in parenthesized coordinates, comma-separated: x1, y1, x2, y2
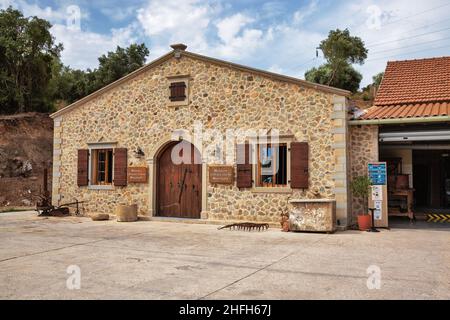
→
(116, 204, 138, 222)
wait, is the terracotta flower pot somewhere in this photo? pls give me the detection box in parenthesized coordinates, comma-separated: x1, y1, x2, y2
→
(357, 214, 372, 231)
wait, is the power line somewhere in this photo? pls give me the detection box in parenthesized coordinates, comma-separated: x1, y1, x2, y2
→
(366, 44, 450, 62)
(366, 17, 450, 47)
(394, 16, 450, 34)
(370, 36, 450, 55)
(377, 2, 450, 28)
(294, 4, 450, 70)
(368, 26, 450, 47)
(355, 2, 450, 35)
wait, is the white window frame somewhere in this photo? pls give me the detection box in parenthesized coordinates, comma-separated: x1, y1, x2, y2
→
(249, 136, 294, 194)
(87, 142, 117, 190)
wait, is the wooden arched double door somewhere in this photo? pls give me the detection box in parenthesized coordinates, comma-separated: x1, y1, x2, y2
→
(156, 141, 202, 219)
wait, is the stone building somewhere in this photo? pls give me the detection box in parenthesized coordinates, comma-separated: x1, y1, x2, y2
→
(350, 56, 450, 224)
(50, 44, 353, 229)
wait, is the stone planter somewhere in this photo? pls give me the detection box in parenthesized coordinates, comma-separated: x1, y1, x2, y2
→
(288, 199, 336, 233)
(116, 204, 138, 222)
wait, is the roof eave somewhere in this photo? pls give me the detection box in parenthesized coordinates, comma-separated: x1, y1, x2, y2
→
(350, 116, 450, 125)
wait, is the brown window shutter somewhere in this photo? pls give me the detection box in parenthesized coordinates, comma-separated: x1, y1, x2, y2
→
(290, 142, 309, 189)
(236, 143, 252, 188)
(77, 149, 89, 186)
(169, 81, 186, 101)
(114, 148, 128, 186)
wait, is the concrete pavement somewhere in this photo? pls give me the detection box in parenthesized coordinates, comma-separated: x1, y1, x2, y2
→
(0, 211, 449, 299)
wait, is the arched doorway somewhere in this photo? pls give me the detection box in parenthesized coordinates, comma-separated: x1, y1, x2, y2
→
(156, 141, 202, 218)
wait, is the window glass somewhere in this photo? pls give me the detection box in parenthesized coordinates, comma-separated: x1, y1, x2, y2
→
(91, 149, 113, 185)
(257, 144, 287, 187)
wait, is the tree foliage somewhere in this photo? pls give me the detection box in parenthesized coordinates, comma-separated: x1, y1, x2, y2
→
(305, 29, 368, 93)
(305, 64, 363, 94)
(0, 7, 150, 114)
(49, 44, 149, 105)
(0, 7, 62, 114)
(372, 72, 384, 88)
(94, 44, 149, 90)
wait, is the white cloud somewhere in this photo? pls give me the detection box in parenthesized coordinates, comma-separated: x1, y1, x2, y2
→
(136, 1, 271, 61)
(51, 23, 139, 70)
(213, 13, 269, 58)
(1, 0, 63, 20)
(216, 13, 254, 43)
(293, 0, 318, 24)
(100, 6, 137, 21)
(137, 0, 214, 53)
(1, 0, 89, 23)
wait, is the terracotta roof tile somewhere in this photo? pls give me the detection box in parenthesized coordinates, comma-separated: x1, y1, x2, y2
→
(374, 56, 450, 106)
(360, 102, 450, 120)
(357, 57, 450, 120)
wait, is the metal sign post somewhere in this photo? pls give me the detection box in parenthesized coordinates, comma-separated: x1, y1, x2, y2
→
(368, 162, 389, 228)
(367, 208, 380, 232)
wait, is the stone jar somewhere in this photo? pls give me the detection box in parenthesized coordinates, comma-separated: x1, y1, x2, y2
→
(116, 204, 138, 222)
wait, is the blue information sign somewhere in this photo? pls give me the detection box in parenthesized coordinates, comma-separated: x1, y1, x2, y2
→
(368, 163, 387, 186)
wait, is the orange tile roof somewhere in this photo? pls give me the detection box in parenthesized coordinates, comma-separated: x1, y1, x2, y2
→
(375, 57, 450, 106)
(359, 57, 450, 120)
(359, 102, 450, 120)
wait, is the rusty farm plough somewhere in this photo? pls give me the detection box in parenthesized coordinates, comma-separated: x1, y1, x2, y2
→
(31, 165, 87, 217)
(218, 222, 270, 232)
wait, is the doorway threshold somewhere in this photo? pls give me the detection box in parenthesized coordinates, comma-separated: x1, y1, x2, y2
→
(150, 216, 209, 225)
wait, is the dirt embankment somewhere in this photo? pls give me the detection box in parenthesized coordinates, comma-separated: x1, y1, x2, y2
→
(0, 113, 53, 208)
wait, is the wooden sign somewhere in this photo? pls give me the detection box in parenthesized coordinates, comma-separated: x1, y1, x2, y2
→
(209, 166, 234, 185)
(127, 167, 148, 183)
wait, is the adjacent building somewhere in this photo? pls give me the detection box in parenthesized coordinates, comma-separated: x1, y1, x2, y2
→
(351, 57, 450, 220)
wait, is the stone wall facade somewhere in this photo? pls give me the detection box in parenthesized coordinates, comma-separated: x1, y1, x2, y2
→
(349, 125, 379, 222)
(52, 49, 350, 224)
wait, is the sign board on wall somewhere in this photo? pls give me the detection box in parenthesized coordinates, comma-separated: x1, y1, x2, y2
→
(127, 167, 148, 183)
(368, 163, 387, 185)
(209, 166, 234, 185)
(374, 200, 383, 221)
(368, 162, 388, 228)
(371, 185, 383, 201)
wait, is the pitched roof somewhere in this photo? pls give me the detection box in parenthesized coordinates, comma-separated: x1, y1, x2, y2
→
(356, 56, 450, 122)
(50, 48, 350, 119)
(374, 57, 450, 106)
(359, 102, 450, 120)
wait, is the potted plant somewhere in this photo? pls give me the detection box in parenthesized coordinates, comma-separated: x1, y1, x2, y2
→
(350, 175, 372, 231)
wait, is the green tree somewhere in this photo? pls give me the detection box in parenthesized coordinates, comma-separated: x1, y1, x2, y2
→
(305, 29, 368, 92)
(305, 64, 363, 94)
(47, 59, 97, 105)
(372, 72, 384, 88)
(93, 43, 149, 91)
(49, 43, 150, 106)
(0, 6, 62, 114)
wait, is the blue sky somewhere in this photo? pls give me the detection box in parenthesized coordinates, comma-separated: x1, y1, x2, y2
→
(2, 0, 450, 87)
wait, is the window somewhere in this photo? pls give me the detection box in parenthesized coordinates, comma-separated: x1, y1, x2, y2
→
(169, 81, 186, 102)
(256, 144, 287, 187)
(91, 149, 113, 185)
